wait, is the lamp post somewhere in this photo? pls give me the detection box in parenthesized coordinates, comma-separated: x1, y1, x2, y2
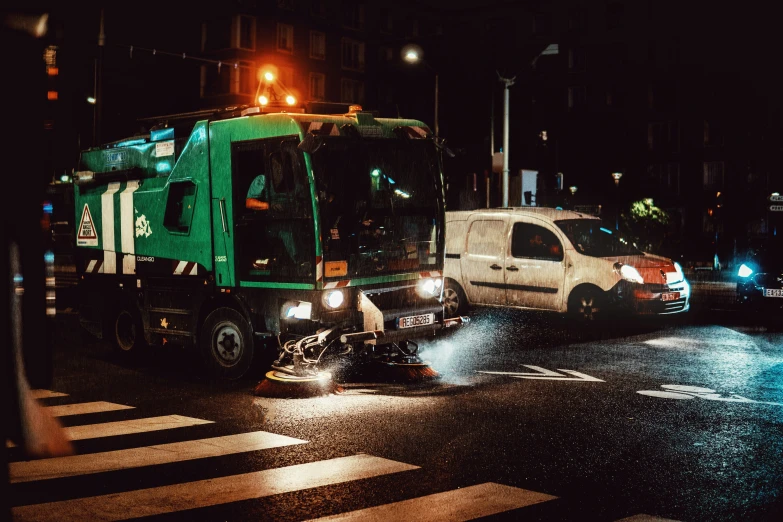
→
(612, 171, 623, 230)
(402, 45, 438, 137)
(497, 44, 558, 208)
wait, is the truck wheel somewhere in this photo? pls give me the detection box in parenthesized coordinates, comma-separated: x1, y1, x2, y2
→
(443, 280, 467, 318)
(105, 304, 146, 357)
(568, 287, 605, 324)
(200, 308, 254, 380)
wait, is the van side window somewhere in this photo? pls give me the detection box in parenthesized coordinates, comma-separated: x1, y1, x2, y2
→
(467, 220, 505, 257)
(511, 222, 563, 261)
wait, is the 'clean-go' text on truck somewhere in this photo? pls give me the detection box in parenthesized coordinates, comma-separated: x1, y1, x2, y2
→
(74, 104, 464, 380)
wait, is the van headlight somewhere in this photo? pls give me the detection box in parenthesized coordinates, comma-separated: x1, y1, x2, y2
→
(738, 264, 753, 278)
(417, 277, 442, 298)
(323, 289, 345, 309)
(613, 262, 644, 284)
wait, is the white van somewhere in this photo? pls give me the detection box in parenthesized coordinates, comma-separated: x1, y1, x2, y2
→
(443, 208, 690, 321)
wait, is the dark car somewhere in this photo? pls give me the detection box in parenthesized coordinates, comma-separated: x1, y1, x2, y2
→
(736, 238, 783, 321)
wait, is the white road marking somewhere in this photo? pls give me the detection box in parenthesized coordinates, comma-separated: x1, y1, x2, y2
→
(305, 482, 557, 522)
(638, 385, 783, 406)
(44, 401, 135, 417)
(63, 415, 214, 441)
(29, 390, 68, 399)
(12, 454, 419, 521)
(478, 365, 604, 382)
(10, 430, 307, 483)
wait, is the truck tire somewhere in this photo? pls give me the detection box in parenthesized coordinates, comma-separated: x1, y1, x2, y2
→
(104, 303, 146, 357)
(200, 307, 254, 380)
(443, 280, 467, 318)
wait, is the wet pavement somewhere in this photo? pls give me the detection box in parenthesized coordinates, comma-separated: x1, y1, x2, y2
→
(6, 303, 783, 521)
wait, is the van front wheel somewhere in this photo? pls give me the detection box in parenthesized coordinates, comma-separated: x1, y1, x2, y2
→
(568, 287, 605, 323)
(443, 281, 467, 318)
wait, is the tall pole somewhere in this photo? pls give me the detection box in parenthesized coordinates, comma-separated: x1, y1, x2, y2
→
(434, 73, 439, 137)
(490, 87, 494, 158)
(94, 8, 104, 146)
(499, 75, 515, 208)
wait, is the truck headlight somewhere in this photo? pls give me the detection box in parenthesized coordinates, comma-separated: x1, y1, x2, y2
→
(738, 264, 753, 278)
(283, 301, 312, 320)
(417, 277, 442, 298)
(323, 289, 345, 309)
(614, 263, 644, 284)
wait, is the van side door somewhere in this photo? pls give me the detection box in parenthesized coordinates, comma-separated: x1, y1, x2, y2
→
(460, 216, 508, 306)
(504, 219, 566, 311)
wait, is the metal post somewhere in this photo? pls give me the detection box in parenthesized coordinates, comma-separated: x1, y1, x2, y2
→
(94, 8, 104, 146)
(434, 73, 439, 137)
(499, 76, 515, 207)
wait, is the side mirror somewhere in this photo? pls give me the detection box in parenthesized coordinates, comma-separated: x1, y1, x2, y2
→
(298, 133, 325, 154)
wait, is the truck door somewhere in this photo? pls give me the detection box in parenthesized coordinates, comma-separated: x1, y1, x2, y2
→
(504, 220, 566, 310)
(232, 137, 315, 285)
(460, 216, 508, 306)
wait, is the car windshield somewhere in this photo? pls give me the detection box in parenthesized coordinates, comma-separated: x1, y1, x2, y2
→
(311, 136, 442, 278)
(555, 219, 643, 257)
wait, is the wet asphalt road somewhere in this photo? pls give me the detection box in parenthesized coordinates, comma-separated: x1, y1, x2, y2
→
(7, 306, 783, 521)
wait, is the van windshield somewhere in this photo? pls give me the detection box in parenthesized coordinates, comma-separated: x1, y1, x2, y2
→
(555, 219, 642, 257)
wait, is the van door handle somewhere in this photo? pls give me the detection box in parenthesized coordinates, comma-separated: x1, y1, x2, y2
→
(489, 264, 502, 270)
(506, 266, 519, 271)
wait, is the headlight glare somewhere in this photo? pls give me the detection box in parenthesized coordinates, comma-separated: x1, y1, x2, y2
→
(324, 290, 345, 309)
(614, 263, 644, 284)
(738, 264, 753, 278)
(416, 278, 441, 297)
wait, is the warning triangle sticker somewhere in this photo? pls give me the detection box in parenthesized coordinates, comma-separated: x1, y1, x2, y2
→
(77, 203, 99, 246)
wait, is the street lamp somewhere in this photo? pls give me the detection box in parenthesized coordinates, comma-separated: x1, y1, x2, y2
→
(402, 44, 439, 137)
(569, 186, 578, 195)
(612, 171, 623, 229)
(498, 44, 558, 208)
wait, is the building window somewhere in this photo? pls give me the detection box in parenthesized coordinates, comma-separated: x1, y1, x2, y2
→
(201, 63, 231, 97)
(311, 0, 327, 18)
(647, 121, 680, 152)
(567, 86, 586, 111)
(234, 61, 257, 95)
(342, 1, 365, 30)
(277, 0, 295, 10)
(703, 161, 725, 190)
(606, 2, 624, 29)
(310, 31, 325, 59)
(277, 23, 294, 53)
(568, 6, 586, 30)
(341, 78, 364, 104)
(233, 15, 256, 51)
(379, 8, 393, 33)
(309, 73, 325, 100)
(647, 163, 681, 195)
(568, 47, 587, 72)
(704, 121, 725, 147)
(341, 38, 365, 71)
(378, 46, 393, 62)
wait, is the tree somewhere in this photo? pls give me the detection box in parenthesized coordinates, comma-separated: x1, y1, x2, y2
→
(622, 198, 671, 253)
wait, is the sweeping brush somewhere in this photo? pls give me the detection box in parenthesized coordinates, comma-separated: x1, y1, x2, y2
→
(371, 361, 440, 383)
(253, 370, 343, 398)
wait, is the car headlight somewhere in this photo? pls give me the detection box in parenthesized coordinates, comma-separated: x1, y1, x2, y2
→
(417, 278, 442, 298)
(323, 289, 345, 309)
(738, 264, 753, 278)
(669, 261, 685, 283)
(614, 262, 644, 284)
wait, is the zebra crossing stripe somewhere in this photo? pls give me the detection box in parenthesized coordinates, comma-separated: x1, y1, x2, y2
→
(29, 390, 68, 399)
(9, 430, 307, 483)
(61, 415, 213, 442)
(11, 454, 419, 521)
(305, 482, 558, 522)
(44, 401, 135, 418)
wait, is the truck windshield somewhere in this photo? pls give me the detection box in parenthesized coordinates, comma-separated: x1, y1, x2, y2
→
(554, 219, 643, 257)
(311, 137, 441, 278)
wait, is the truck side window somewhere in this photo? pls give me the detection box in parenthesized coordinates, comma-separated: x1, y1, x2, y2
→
(511, 222, 563, 261)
